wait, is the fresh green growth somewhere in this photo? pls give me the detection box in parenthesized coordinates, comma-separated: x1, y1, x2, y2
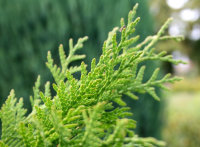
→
(0, 0, 160, 138)
(0, 4, 184, 147)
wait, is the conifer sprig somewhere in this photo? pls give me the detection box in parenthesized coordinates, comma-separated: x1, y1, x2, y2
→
(0, 4, 183, 146)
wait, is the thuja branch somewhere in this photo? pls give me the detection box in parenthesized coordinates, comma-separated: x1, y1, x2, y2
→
(0, 3, 183, 147)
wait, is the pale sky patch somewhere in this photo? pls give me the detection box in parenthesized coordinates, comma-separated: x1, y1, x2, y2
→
(166, 0, 189, 9)
(190, 25, 200, 40)
(180, 9, 200, 22)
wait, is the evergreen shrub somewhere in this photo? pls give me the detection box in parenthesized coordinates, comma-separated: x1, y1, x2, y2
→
(0, 4, 184, 146)
(0, 0, 161, 138)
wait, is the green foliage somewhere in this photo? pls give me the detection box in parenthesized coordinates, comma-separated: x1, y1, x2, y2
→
(0, 0, 162, 138)
(0, 90, 27, 146)
(0, 0, 149, 103)
(0, 4, 183, 146)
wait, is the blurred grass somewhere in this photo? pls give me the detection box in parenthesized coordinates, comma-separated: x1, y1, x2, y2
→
(172, 77, 200, 92)
(162, 91, 200, 147)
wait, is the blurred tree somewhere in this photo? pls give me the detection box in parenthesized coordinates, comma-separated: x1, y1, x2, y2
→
(150, 0, 200, 74)
(0, 0, 163, 138)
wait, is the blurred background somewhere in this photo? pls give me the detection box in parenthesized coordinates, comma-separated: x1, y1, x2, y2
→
(150, 0, 200, 146)
(0, 0, 199, 146)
